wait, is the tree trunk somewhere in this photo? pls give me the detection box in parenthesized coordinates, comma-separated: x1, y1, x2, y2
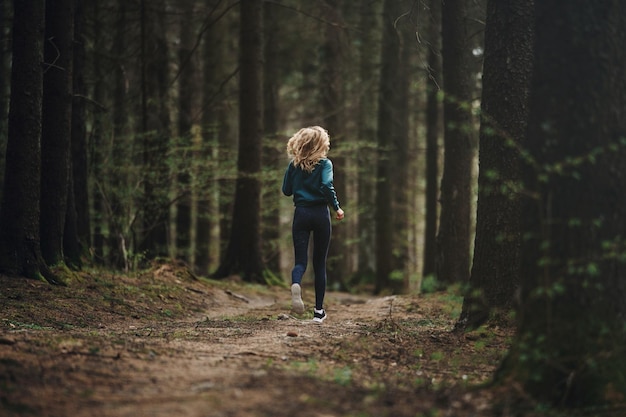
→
(436, 0, 475, 285)
(40, 0, 74, 267)
(213, 0, 265, 283)
(0, 0, 11, 169)
(196, 0, 225, 276)
(422, 0, 442, 281)
(107, 0, 129, 269)
(375, 0, 405, 293)
(175, 0, 196, 263)
(321, 0, 348, 290)
(499, 0, 626, 407)
(67, 0, 89, 268)
(355, 0, 381, 281)
(0, 0, 57, 283)
(262, 0, 282, 274)
(90, 0, 105, 265)
(138, 0, 170, 260)
(391, 5, 413, 293)
(457, 0, 533, 330)
(63, 169, 81, 269)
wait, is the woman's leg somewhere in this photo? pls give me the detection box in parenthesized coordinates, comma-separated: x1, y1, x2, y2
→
(291, 207, 312, 313)
(312, 206, 331, 311)
(291, 207, 311, 285)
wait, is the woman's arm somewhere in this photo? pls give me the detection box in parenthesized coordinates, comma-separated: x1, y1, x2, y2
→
(320, 159, 341, 212)
(282, 162, 293, 196)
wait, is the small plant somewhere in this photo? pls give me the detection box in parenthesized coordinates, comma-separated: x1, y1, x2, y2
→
(421, 274, 439, 293)
(474, 340, 487, 351)
(290, 359, 319, 376)
(4, 320, 51, 330)
(333, 366, 353, 386)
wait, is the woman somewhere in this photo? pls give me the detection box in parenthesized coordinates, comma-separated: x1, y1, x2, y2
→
(282, 126, 344, 323)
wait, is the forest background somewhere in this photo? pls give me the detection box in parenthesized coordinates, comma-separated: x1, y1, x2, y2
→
(1, 0, 625, 414)
(0, 0, 488, 291)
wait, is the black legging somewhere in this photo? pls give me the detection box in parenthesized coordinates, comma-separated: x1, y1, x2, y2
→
(291, 205, 331, 310)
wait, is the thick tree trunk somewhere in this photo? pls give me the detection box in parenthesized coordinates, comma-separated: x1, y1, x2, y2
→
(0, 0, 11, 163)
(0, 0, 58, 283)
(375, 0, 413, 294)
(374, 0, 401, 293)
(262, 1, 282, 274)
(499, 1, 626, 408)
(436, 0, 475, 285)
(457, 0, 533, 330)
(213, 0, 265, 283)
(40, 0, 74, 267)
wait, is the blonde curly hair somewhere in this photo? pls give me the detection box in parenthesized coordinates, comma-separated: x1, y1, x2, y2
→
(286, 126, 331, 173)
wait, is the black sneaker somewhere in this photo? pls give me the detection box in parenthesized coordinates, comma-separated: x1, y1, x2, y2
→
(313, 309, 326, 323)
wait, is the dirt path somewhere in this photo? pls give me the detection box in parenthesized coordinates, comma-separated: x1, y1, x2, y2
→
(1, 266, 511, 417)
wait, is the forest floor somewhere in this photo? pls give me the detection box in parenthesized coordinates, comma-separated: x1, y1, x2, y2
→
(0, 262, 559, 417)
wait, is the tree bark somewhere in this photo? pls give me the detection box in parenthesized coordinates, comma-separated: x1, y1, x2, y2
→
(63, 169, 80, 269)
(40, 0, 74, 267)
(262, 0, 282, 274)
(175, 0, 196, 263)
(457, 0, 533, 330)
(0, 0, 11, 160)
(321, 0, 348, 290)
(0, 0, 58, 283)
(90, 0, 104, 265)
(375, 0, 411, 294)
(374, 0, 400, 293)
(138, 0, 170, 260)
(499, 0, 626, 407)
(67, 0, 89, 268)
(391, 3, 413, 293)
(196, 0, 226, 276)
(422, 0, 442, 281)
(356, 0, 381, 281)
(436, 0, 475, 285)
(106, 0, 129, 269)
(213, 0, 265, 283)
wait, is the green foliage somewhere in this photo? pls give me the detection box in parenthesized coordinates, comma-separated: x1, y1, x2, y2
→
(3, 320, 52, 331)
(290, 359, 319, 376)
(262, 269, 286, 287)
(47, 262, 82, 285)
(333, 366, 353, 386)
(420, 274, 439, 294)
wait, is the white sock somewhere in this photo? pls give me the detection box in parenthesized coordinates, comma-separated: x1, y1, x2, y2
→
(315, 308, 324, 314)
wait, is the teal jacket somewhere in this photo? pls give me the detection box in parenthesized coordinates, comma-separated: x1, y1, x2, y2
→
(282, 158, 341, 211)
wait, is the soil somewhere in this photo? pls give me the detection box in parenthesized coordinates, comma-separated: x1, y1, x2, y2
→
(0, 262, 519, 417)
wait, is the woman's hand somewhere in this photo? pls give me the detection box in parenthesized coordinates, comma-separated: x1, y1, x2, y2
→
(336, 208, 345, 221)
